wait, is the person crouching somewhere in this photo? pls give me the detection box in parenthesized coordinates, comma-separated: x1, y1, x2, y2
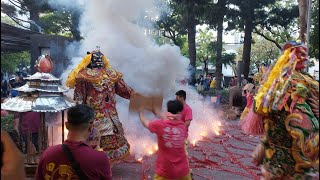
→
(138, 100, 191, 180)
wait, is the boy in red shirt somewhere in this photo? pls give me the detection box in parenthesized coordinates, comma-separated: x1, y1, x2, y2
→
(139, 100, 191, 180)
(175, 90, 193, 156)
(175, 90, 192, 131)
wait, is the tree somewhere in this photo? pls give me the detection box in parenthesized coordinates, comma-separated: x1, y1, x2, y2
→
(236, 36, 280, 73)
(39, 9, 81, 40)
(213, 0, 227, 90)
(201, 0, 229, 90)
(1, 0, 81, 39)
(196, 28, 215, 75)
(1, 51, 31, 73)
(253, 1, 299, 49)
(196, 27, 236, 78)
(228, 0, 299, 77)
(1, 15, 18, 26)
(169, 0, 210, 85)
(221, 52, 236, 68)
(40, 11, 72, 36)
(155, 1, 187, 46)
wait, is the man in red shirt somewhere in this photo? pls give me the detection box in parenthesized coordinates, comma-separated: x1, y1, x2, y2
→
(175, 90, 193, 133)
(20, 112, 41, 154)
(139, 100, 191, 180)
(35, 104, 112, 180)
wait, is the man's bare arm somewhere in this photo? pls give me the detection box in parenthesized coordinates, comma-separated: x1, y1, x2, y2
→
(185, 120, 192, 127)
(138, 111, 150, 128)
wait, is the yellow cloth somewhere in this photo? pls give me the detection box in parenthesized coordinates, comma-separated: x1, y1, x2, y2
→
(66, 53, 111, 88)
(154, 172, 192, 180)
(254, 48, 293, 114)
(210, 80, 216, 88)
(240, 107, 250, 122)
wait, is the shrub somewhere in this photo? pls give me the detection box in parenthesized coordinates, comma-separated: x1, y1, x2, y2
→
(1, 114, 14, 131)
(198, 88, 230, 104)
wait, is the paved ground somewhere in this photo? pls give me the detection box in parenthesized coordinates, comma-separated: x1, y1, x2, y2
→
(112, 120, 262, 180)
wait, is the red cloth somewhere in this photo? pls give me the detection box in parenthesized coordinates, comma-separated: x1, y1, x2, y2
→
(1, 110, 8, 117)
(181, 103, 192, 132)
(148, 119, 189, 179)
(35, 140, 112, 180)
(231, 78, 237, 86)
(21, 112, 41, 134)
(246, 94, 254, 108)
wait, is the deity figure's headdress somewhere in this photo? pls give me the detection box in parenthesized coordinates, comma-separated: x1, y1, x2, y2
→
(254, 41, 308, 115)
(66, 49, 111, 88)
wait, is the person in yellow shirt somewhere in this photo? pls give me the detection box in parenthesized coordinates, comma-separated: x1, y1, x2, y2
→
(210, 77, 216, 88)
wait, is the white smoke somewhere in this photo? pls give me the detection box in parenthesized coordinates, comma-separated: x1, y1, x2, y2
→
(51, 0, 222, 159)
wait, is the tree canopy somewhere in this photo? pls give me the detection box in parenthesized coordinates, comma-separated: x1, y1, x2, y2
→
(237, 35, 280, 73)
(1, 0, 80, 39)
(1, 51, 31, 73)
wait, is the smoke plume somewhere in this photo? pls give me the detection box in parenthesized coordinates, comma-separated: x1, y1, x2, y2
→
(49, 0, 222, 159)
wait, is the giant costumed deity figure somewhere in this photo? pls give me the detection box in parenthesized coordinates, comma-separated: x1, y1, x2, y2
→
(66, 49, 136, 163)
(241, 41, 319, 179)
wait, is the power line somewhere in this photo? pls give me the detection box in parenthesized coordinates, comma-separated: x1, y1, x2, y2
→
(5, 14, 30, 29)
(7, 0, 27, 11)
(2, 11, 43, 33)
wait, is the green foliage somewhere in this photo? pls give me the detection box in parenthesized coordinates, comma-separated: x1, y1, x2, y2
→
(155, 0, 188, 46)
(157, 0, 214, 82)
(178, 35, 189, 57)
(196, 28, 215, 63)
(1, 51, 31, 73)
(1, 15, 17, 26)
(219, 89, 230, 104)
(40, 11, 73, 37)
(1, 114, 14, 131)
(197, 88, 229, 104)
(1, 0, 80, 39)
(196, 28, 236, 67)
(253, 1, 299, 49)
(227, 0, 299, 76)
(237, 35, 280, 72)
(221, 52, 236, 68)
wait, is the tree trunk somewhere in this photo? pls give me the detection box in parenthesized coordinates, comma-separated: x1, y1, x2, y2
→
(204, 59, 209, 75)
(215, 0, 225, 90)
(71, 10, 82, 40)
(29, 10, 40, 32)
(187, 0, 196, 86)
(215, 21, 223, 90)
(298, 0, 308, 43)
(241, 17, 254, 78)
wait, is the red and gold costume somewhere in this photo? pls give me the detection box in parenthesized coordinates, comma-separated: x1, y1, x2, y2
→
(241, 42, 319, 179)
(66, 50, 134, 162)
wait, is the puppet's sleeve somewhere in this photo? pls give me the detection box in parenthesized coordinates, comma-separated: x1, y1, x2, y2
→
(115, 79, 134, 100)
(74, 80, 88, 104)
